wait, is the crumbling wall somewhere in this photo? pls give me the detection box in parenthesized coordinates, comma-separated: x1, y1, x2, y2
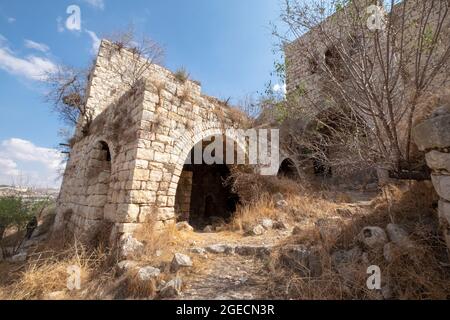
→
(56, 40, 249, 242)
(413, 105, 450, 253)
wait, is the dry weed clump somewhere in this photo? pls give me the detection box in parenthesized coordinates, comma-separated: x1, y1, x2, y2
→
(267, 181, 450, 300)
(230, 197, 280, 232)
(226, 168, 304, 205)
(0, 239, 110, 300)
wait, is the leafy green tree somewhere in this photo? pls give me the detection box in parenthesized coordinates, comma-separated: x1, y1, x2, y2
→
(0, 197, 33, 241)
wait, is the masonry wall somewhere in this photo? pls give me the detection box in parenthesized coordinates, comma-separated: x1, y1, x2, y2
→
(56, 40, 248, 241)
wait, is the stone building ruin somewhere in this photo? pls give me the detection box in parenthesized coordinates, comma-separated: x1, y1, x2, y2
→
(54, 40, 298, 242)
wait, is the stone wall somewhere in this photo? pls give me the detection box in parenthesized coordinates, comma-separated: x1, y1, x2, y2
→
(55, 40, 251, 242)
(413, 105, 450, 253)
(284, 0, 450, 125)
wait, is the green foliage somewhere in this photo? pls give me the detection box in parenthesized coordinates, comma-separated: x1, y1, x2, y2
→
(0, 197, 32, 231)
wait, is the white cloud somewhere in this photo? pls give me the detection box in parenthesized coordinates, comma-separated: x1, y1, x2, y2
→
(0, 158, 19, 176)
(82, 0, 105, 10)
(7, 17, 16, 23)
(0, 138, 65, 188)
(0, 36, 58, 81)
(273, 83, 287, 94)
(85, 30, 101, 54)
(24, 39, 50, 53)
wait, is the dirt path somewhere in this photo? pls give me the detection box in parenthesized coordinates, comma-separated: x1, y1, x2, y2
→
(177, 230, 291, 300)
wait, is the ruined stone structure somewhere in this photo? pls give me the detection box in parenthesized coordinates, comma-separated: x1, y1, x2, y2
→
(284, 0, 449, 181)
(54, 40, 268, 241)
(413, 106, 450, 253)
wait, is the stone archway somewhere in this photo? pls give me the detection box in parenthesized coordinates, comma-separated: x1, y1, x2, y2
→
(171, 130, 247, 229)
(278, 158, 300, 180)
(85, 140, 112, 221)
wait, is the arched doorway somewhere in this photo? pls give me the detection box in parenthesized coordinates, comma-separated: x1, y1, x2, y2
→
(277, 158, 299, 180)
(86, 141, 112, 219)
(174, 136, 240, 230)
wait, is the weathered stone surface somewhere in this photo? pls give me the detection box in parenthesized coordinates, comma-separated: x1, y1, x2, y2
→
(331, 247, 362, 266)
(431, 175, 450, 202)
(176, 221, 194, 232)
(159, 278, 183, 298)
(383, 243, 397, 262)
(55, 40, 249, 243)
(190, 247, 207, 255)
(205, 244, 228, 254)
(119, 234, 144, 259)
(438, 199, 450, 225)
(203, 225, 214, 233)
(386, 224, 413, 248)
(279, 245, 322, 277)
(117, 260, 139, 274)
(426, 151, 450, 172)
(138, 266, 161, 281)
(248, 225, 265, 236)
(273, 220, 289, 230)
(412, 114, 450, 151)
(171, 253, 193, 272)
(235, 245, 273, 257)
(357, 226, 388, 250)
(261, 218, 274, 230)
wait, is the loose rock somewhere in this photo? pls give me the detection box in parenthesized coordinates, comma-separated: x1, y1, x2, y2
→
(159, 278, 183, 298)
(119, 234, 144, 259)
(248, 225, 265, 236)
(357, 226, 388, 250)
(117, 260, 139, 274)
(138, 266, 161, 281)
(386, 224, 413, 248)
(171, 253, 193, 272)
(203, 225, 214, 233)
(176, 221, 194, 232)
(261, 218, 274, 230)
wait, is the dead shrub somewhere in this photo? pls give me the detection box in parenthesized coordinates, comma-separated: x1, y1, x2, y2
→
(226, 167, 303, 205)
(174, 67, 189, 83)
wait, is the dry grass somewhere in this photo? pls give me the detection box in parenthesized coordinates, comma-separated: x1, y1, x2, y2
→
(0, 239, 111, 300)
(230, 197, 280, 232)
(266, 181, 450, 300)
(227, 169, 304, 205)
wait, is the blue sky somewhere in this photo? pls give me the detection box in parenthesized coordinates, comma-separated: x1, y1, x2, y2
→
(0, 0, 285, 188)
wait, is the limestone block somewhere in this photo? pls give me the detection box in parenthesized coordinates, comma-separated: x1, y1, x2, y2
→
(157, 207, 175, 221)
(438, 199, 450, 225)
(149, 170, 163, 182)
(154, 151, 170, 163)
(133, 159, 149, 169)
(431, 175, 450, 202)
(128, 190, 156, 204)
(113, 204, 140, 223)
(156, 196, 168, 206)
(146, 181, 160, 191)
(412, 114, 450, 151)
(136, 148, 154, 161)
(425, 151, 450, 172)
(125, 180, 142, 190)
(133, 169, 149, 181)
